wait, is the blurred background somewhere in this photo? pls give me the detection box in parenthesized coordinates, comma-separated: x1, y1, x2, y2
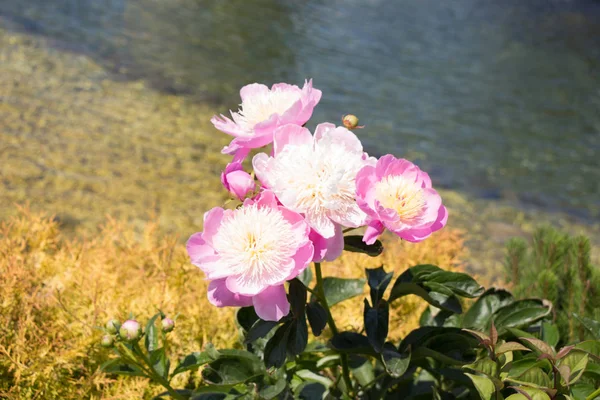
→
(1, 0, 599, 274)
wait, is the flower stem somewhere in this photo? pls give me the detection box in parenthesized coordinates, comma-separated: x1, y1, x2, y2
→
(132, 342, 185, 400)
(314, 262, 354, 395)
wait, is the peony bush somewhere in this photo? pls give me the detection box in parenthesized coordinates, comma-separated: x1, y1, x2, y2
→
(101, 81, 600, 400)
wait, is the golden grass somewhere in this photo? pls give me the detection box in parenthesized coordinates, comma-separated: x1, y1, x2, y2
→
(0, 208, 467, 399)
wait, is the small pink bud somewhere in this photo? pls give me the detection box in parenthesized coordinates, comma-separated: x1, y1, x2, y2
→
(342, 114, 362, 130)
(161, 318, 175, 333)
(221, 162, 256, 201)
(101, 335, 114, 348)
(119, 319, 142, 341)
(105, 319, 120, 334)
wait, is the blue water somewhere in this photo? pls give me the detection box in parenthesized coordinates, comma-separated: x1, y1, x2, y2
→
(1, 0, 599, 219)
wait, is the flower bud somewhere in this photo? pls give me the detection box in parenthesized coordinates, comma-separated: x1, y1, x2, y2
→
(119, 319, 142, 342)
(101, 335, 114, 348)
(342, 114, 361, 130)
(221, 162, 256, 201)
(105, 319, 121, 334)
(161, 317, 175, 333)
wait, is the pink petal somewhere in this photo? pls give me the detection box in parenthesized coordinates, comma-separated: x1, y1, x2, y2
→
(318, 126, 363, 153)
(430, 205, 448, 231)
(363, 220, 385, 245)
(286, 242, 315, 280)
(279, 98, 304, 125)
(329, 203, 368, 228)
(240, 83, 269, 102)
(253, 285, 290, 321)
(254, 190, 279, 209)
(305, 210, 336, 238)
(273, 124, 313, 156)
(226, 170, 255, 201)
(208, 279, 253, 307)
(314, 122, 337, 142)
(252, 153, 274, 189)
(201, 207, 225, 246)
(211, 114, 247, 138)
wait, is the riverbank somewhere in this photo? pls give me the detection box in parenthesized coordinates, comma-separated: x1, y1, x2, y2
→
(0, 24, 598, 280)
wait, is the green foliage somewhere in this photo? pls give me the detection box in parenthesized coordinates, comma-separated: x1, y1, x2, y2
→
(504, 226, 600, 343)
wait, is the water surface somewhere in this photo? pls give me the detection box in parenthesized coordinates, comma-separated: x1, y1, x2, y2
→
(2, 0, 599, 219)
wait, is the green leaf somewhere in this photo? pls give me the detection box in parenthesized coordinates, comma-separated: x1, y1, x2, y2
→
(506, 387, 551, 400)
(462, 288, 514, 330)
(150, 347, 169, 379)
(364, 299, 389, 353)
(541, 322, 560, 348)
(343, 235, 383, 257)
(401, 327, 478, 365)
(236, 307, 259, 332)
(420, 307, 461, 327)
(366, 266, 393, 305)
(465, 373, 496, 400)
(297, 268, 313, 288)
(493, 299, 552, 330)
(296, 369, 333, 388)
(264, 322, 292, 368)
(101, 359, 146, 377)
(495, 342, 531, 355)
(389, 281, 462, 313)
(245, 319, 278, 344)
(349, 356, 374, 387)
(145, 312, 161, 352)
(574, 340, 600, 362)
(259, 377, 287, 400)
(426, 270, 484, 298)
(508, 367, 552, 388)
(506, 358, 552, 378)
(574, 313, 600, 340)
(201, 350, 263, 385)
(311, 277, 365, 306)
(520, 337, 555, 358)
(559, 351, 588, 385)
(172, 351, 211, 377)
(382, 346, 411, 377)
(330, 332, 376, 356)
(306, 302, 327, 336)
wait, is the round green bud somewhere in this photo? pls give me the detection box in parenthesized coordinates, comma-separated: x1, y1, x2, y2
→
(101, 335, 114, 348)
(119, 319, 142, 342)
(342, 114, 360, 130)
(105, 319, 121, 334)
(161, 318, 175, 333)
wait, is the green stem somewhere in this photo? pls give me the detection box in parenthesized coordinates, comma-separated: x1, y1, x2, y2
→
(586, 387, 600, 400)
(132, 342, 185, 400)
(314, 262, 354, 395)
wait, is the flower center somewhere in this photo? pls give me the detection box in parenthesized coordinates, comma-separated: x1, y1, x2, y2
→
(236, 89, 301, 133)
(212, 204, 298, 279)
(375, 175, 426, 223)
(270, 143, 364, 215)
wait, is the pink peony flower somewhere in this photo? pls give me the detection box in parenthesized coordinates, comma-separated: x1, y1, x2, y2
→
(355, 155, 448, 244)
(221, 162, 256, 201)
(253, 123, 376, 259)
(211, 80, 322, 162)
(186, 190, 314, 321)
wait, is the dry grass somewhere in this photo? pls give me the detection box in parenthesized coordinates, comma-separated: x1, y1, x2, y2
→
(0, 208, 467, 399)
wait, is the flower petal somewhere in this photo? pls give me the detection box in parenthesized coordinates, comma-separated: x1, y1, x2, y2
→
(273, 124, 313, 156)
(208, 279, 253, 307)
(253, 285, 290, 321)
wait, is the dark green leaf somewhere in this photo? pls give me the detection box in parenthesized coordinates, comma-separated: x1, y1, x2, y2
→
(382, 346, 411, 377)
(364, 299, 389, 353)
(310, 277, 365, 306)
(145, 312, 161, 352)
(462, 288, 514, 330)
(541, 322, 559, 348)
(493, 299, 552, 330)
(172, 351, 211, 377)
(426, 270, 484, 298)
(388, 281, 462, 313)
(236, 307, 259, 332)
(289, 278, 307, 318)
(101, 359, 146, 377)
(264, 322, 292, 368)
(420, 307, 461, 327)
(288, 317, 308, 356)
(400, 327, 478, 365)
(330, 332, 376, 356)
(343, 235, 383, 257)
(366, 266, 393, 305)
(150, 347, 169, 378)
(349, 356, 375, 387)
(465, 373, 496, 400)
(306, 302, 328, 336)
(245, 320, 278, 344)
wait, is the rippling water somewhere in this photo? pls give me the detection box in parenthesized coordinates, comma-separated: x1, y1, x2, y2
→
(1, 0, 599, 219)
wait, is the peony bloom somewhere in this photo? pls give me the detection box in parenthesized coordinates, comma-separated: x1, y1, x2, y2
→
(211, 80, 322, 162)
(221, 162, 256, 201)
(355, 155, 447, 244)
(186, 191, 314, 321)
(253, 123, 376, 257)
